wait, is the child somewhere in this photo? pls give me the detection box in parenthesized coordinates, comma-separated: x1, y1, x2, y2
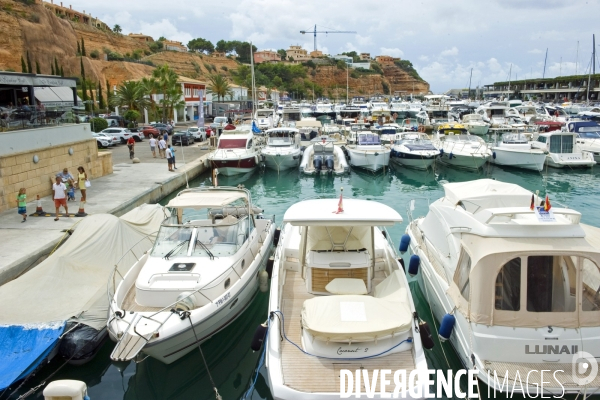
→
(67, 184, 76, 201)
(17, 188, 27, 222)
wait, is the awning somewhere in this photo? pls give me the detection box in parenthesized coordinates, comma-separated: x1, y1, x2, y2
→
(284, 198, 402, 226)
(167, 190, 247, 209)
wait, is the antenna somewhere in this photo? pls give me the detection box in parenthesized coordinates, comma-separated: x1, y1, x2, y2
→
(542, 48, 548, 79)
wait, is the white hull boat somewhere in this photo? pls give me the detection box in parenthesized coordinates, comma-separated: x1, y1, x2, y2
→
(435, 124, 491, 170)
(107, 187, 275, 364)
(345, 132, 391, 172)
(264, 197, 429, 399)
(208, 127, 259, 176)
(461, 114, 489, 135)
(406, 179, 600, 396)
(490, 132, 546, 171)
(531, 132, 595, 168)
(261, 128, 302, 172)
(300, 136, 349, 175)
(390, 132, 439, 170)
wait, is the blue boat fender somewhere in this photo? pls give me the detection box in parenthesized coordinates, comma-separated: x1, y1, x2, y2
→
(408, 254, 420, 277)
(438, 313, 456, 342)
(439, 148, 444, 156)
(399, 234, 411, 254)
(492, 151, 496, 159)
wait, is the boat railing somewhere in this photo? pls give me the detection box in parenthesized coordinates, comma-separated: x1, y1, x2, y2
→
(406, 197, 431, 222)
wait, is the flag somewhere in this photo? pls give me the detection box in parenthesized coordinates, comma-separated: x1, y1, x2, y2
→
(333, 188, 344, 214)
(544, 195, 551, 211)
(530, 194, 534, 211)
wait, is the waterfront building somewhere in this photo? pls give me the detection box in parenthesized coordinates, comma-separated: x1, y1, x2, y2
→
(483, 74, 600, 101)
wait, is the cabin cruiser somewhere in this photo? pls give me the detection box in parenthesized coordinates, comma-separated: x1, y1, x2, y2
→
(434, 123, 491, 170)
(390, 132, 440, 170)
(108, 187, 275, 364)
(261, 128, 302, 172)
(405, 179, 600, 396)
(461, 113, 489, 135)
(339, 106, 370, 124)
(531, 131, 595, 168)
(265, 197, 429, 399)
(490, 131, 546, 171)
(208, 126, 260, 176)
(350, 96, 370, 110)
(476, 101, 510, 126)
(375, 125, 400, 144)
(370, 101, 391, 121)
(255, 109, 275, 130)
(313, 99, 335, 119)
(346, 121, 370, 144)
(300, 136, 349, 175)
(345, 132, 391, 172)
(568, 121, 600, 162)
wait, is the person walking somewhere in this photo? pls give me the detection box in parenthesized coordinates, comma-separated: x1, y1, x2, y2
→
(77, 166, 88, 202)
(17, 188, 27, 222)
(127, 136, 135, 160)
(149, 135, 157, 158)
(158, 137, 167, 158)
(166, 145, 174, 171)
(53, 176, 68, 221)
(172, 147, 177, 169)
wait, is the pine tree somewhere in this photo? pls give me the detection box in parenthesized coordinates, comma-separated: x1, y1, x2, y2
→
(90, 85, 95, 108)
(21, 56, 27, 73)
(82, 79, 88, 108)
(98, 82, 105, 110)
(80, 57, 85, 79)
(35, 61, 41, 74)
(81, 38, 86, 57)
(54, 57, 59, 76)
(60, 66, 64, 77)
(77, 41, 81, 55)
(51, 63, 55, 75)
(26, 51, 32, 74)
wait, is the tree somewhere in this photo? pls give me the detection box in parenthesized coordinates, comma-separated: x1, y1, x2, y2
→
(272, 76, 283, 88)
(206, 74, 233, 102)
(98, 82, 105, 110)
(60, 66, 64, 77)
(109, 80, 150, 111)
(140, 76, 158, 119)
(342, 51, 360, 63)
(54, 57, 59, 76)
(81, 78, 88, 106)
(113, 24, 122, 34)
(90, 117, 108, 132)
(51, 62, 55, 75)
(152, 64, 180, 122)
(277, 49, 287, 60)
(35, 60, 40, 74)
(187, 37, 214, 54)
(80, 57, 85, 80)
(215, 39, 228, 53)
(123, 109, 141, 123)
(77, 41, 81, 55)
(81, 37, 86, 56)
(26, 51, 32, 73)
(157, 36, 166, 41)
(21, 56, 27, 73)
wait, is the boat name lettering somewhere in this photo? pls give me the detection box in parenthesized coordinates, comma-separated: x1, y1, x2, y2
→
(215, 292, 231, 307)
(337, 347, 367, 355)
(525, 344, 578, 355)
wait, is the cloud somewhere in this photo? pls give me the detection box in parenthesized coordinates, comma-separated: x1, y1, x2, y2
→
(141, 19, 194, 44)
(419, 55, 429, 62)
(380, 47, 404, 57)
(440, 47, 458, 57)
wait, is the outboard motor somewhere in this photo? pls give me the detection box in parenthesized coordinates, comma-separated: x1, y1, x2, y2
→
(313, 155, 323, 171)
(325, 154, 334, 171)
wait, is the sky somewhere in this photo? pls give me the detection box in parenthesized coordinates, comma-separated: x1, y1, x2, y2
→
(71, 0, 600, 93)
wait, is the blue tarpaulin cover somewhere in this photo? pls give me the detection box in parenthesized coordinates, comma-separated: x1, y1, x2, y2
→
(0, 322, 65, 390)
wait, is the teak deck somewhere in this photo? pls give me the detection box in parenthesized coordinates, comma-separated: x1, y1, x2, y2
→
(279, 270, 416, 393)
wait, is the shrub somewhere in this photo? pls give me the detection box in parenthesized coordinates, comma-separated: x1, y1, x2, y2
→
(90, 49, 100, 59)
(28, 13, 40, 23)
(221, 65, 228, 71)
(107, 51, 124, 61)
(123, 109, 141, 122)
(90, 117, 108, 132)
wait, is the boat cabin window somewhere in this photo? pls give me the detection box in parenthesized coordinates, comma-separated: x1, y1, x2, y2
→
(358, 134, 381, 145)
(527, 256, 576, 312)
(577, 129, 600, 139)
(151, 226, 194, 258)
(218, 139, 247, 149)
(246, 139, 253, 149)
(454, 249, 471, 300)
(268, 135, 292, 146)
(549, 135, 574, 154)
(495, 258, 521, 311)
(582, 258, 600, 311)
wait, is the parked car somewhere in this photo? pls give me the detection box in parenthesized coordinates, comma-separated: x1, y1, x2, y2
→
(101, 127, 143, 143)
(171, 131, 194, 146)
(104, 115, 128, 127)
(92, 133, 112, 148)
(187, 126, 207, 142)
(139, 125, 161, 138)
(95, 132, 118, 146)
(210, 116, 227, 132)
(151, 123, 173, 135)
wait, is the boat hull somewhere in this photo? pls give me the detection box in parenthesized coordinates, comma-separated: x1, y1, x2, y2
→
(438, 152, 489, 170)
(545, 153, 595, 168)
(210, 157, 257, 176)
(347, 148, 391, 172)
(465, 123, 489, 135)
(490, 148, 546, 171)
(262, 152, 301, 171)
(390, 151, 438, 170)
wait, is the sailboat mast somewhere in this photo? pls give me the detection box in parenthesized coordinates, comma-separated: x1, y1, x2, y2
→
(250, 42, 256, 117)
(507, 64, 512, 99)
(543, 48, 548, 79)
(468, 68, 472, 99)
(576, 40, 579, 75)
(593, 34, 596, 75)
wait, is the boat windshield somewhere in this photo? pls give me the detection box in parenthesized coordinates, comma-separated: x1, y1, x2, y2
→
(501, 133, 528, 144)
(218, 139, 247, 149)
(577, 131, 600, 139)
(445, 134, 481, 142)
(358, 134, 381, 145)
(268, 135, 293, 146)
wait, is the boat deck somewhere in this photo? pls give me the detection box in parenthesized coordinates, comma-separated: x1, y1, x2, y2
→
(122, 284, 162, 313)
(279, 270, 416, 393)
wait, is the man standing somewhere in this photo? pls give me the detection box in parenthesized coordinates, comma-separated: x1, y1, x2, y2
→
(53, 176, 68, 221)
(149, 135, 157, 158)
(127, 136, 135, 160)
(166, 145, 174, 171)
(163, 131, 168, 145)
(158, 137, 167, 158)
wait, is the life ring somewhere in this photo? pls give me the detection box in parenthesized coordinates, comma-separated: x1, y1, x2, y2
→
(418, 125, 425, 133)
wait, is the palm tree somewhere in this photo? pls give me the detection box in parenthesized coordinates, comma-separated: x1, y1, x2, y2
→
(140, 76, 158, 120)
(152, 64, 180, 123)
(113, 24, 122, 34)
(109, 80, 149, 112)
(206, 74, 233, 102)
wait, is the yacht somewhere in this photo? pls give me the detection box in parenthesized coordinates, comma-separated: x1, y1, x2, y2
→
(461, 113, 489, 135)
(476, 101, 510, 126)
(531, 131, 596, 168)
(261, 128, 302, 172)
(255, 109, 275, 130)
(208, 126, 259, 176)
(434, 123, 491, 170)
(405, 179, 600, 396)
(568, 121, 600, 163)
(490, 131, 547, 171)
(375, 125, 400, 144)
(350, 96, 370, 110)
(313, 99, 335, 120)
(107, 187, 276, 364)
(345, 131, 391, 172)
(370, 101, 391, 121)
(390, 132, 440, 170)
(265, 197, 429, 399)
(300, 136, 349, 175)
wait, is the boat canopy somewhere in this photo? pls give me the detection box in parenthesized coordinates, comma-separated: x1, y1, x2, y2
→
(443, 179, 532, 212)
(284, 198, 402, 226)
(295, 120, 322, 128)
(167, 189, 248, 209)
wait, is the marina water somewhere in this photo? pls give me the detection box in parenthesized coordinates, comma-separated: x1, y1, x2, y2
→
(13, 164, 600, 400)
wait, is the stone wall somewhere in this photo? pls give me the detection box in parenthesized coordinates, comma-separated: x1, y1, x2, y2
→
(0, 124, 112, 211)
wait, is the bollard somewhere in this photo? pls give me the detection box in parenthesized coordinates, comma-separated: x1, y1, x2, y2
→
(75, 200, 87, 217)
(34, 194, 46, 216)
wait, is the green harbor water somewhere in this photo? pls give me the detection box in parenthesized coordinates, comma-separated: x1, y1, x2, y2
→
(13, 164, 600, 400)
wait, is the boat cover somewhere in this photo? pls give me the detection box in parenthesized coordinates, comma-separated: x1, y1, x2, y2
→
(301, 271, 411, 342)
(443, 179, 532, 212)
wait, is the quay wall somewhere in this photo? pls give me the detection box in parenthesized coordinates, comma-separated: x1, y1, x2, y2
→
(0, 124, 113, 211)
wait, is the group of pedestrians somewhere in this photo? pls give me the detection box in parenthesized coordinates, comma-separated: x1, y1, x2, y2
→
(147, 132, 177, 172)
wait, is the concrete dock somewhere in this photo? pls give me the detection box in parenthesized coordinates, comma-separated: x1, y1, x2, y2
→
(0, 140, 211, 285)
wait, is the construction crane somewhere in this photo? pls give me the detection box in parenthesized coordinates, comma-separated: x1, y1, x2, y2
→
(300, 25, 357, 51)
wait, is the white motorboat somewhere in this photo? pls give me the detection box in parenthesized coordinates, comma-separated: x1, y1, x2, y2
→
(390, 132, 440, 170)
(476, 101, 510, 127)
(345, 132, 391, 172)
(405, 179, 600, 396)
(265, 197, 429, 399)
(208, 126, 260, 176)
(531, 131, 596, 168)
(375, 125, 400, 144)
(261, 128, 302, 171)
(107, 187, 275, 364)
(300, 136, 349, 175)
(490, 131, 547, 171)
(568, 121, 600, 163)
(434, 123, 491, 170)
(461, 113, 489, 135)
(255, 109, 275, 130)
